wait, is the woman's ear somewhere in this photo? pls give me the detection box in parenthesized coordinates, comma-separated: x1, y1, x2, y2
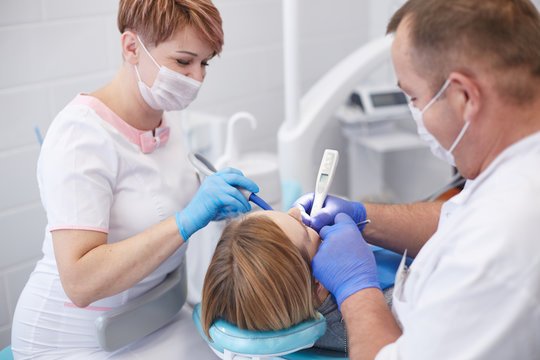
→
(121, 31, 139, 65)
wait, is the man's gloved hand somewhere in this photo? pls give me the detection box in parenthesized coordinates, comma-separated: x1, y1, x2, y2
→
(293, 193, 367, 232)
(175, 168, 259, 241)
(312, 213, 380, 309)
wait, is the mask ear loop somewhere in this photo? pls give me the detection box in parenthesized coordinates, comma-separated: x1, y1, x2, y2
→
(448, 121, 470, 153)
(137, 35, 161, 69)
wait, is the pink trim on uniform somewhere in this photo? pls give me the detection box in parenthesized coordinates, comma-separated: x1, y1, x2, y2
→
(64, 302, 113, 312)
(49, 225, 109, 234)
(69, 93, 168, 152)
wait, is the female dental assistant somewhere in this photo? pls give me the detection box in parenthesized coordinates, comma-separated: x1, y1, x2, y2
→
(11, 1, 258, 358)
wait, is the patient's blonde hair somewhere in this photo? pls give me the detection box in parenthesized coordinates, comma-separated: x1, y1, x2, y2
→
(201, 215, 318, 340)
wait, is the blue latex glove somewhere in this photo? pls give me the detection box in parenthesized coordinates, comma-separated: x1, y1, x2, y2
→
(313, 213, 380, 309)
(293, 193, 367, 232)
(175, 168, 259, 241)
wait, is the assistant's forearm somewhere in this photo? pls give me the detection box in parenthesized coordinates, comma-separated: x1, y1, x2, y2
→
(59, 217, 184, 307)
(362, 202, 442, 257)
(341, 288, 402, 360)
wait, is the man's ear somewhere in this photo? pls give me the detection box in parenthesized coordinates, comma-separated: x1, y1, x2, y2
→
(121, 31, 139, 65)
(448, 71, 482, 123)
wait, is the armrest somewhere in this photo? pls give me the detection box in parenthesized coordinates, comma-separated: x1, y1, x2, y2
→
(95, 259, 188, 352)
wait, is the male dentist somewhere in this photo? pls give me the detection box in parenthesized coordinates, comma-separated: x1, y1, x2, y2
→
(296, 0, 540, 359)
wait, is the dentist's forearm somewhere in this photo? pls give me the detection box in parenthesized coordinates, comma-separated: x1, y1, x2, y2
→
(53, 216, 185, 308)
(362, 202, 442, 257)
(341, 288, 402, 360)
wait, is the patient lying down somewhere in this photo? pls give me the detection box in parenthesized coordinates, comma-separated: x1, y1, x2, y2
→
(201, 208, 359, 352)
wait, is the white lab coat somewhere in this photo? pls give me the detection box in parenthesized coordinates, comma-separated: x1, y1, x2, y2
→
(377, 131, 540, 359)
(12, 94, 201, 359)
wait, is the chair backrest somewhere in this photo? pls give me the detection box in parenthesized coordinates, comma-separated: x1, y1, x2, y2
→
(94, 259, 187, 351)
(0, 345, 13, 360)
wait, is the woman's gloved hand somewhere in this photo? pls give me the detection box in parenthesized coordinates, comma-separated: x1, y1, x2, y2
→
(312, 213, 380, 309)
(175, 168, 259, 241)
(293, 193, 367, 232)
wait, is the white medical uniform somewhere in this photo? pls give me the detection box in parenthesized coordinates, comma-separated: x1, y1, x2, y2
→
(376, 131, 540, 359)
(11, 94, 201, 359)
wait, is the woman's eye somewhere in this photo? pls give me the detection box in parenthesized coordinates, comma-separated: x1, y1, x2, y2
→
(202, 61, 209, 67)
(176, 59, 190, 65)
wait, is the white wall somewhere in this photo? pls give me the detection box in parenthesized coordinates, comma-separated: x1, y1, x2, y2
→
(0, 0, 374, 348)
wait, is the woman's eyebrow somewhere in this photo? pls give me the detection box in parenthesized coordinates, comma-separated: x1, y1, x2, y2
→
(175, 50, 198, 56)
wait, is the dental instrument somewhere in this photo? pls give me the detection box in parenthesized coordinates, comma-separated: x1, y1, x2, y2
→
(188, 152, 273, 211)
(310, 149, 339, 215)
(310, 149, 372, 229)
(357, 219, 371, 227)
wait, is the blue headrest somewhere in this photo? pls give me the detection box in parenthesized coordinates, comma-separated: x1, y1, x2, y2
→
(192, 303, 327, 356)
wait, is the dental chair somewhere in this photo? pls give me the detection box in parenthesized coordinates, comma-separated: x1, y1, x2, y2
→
(192, 247, 411, 360)
(192, 303, 347, 360)
(0, 346, 13, 360)
(94, 259, 188, 351)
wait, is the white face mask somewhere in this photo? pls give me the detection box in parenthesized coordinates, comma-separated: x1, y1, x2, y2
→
(408, 79, 470, 166)
(134, 35, 202, 111)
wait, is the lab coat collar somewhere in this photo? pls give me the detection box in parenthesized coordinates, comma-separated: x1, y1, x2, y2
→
(70, 93, 170, 154)
(456, 130, 540, 203)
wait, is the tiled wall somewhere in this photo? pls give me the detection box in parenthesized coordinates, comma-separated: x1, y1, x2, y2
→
(0, 0, 375, 348)
(0, 0, 123, 348)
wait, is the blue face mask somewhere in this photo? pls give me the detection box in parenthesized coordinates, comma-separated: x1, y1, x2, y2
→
(408, 79, 470, 166)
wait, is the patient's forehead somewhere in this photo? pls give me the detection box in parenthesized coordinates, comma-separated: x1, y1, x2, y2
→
(249, 210, 304, 237)
(248, 210, 298, 228)
(248, 210, 320, 259)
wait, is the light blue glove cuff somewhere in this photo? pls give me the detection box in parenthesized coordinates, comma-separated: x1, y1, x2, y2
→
(175, 212, 191, 242)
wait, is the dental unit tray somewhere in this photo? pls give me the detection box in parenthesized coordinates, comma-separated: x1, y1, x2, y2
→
(94, 260, 188, 352)
(192, 304, 348, 360)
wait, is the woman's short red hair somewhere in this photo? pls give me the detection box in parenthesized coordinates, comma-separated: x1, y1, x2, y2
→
(118, 0, 224, 55)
